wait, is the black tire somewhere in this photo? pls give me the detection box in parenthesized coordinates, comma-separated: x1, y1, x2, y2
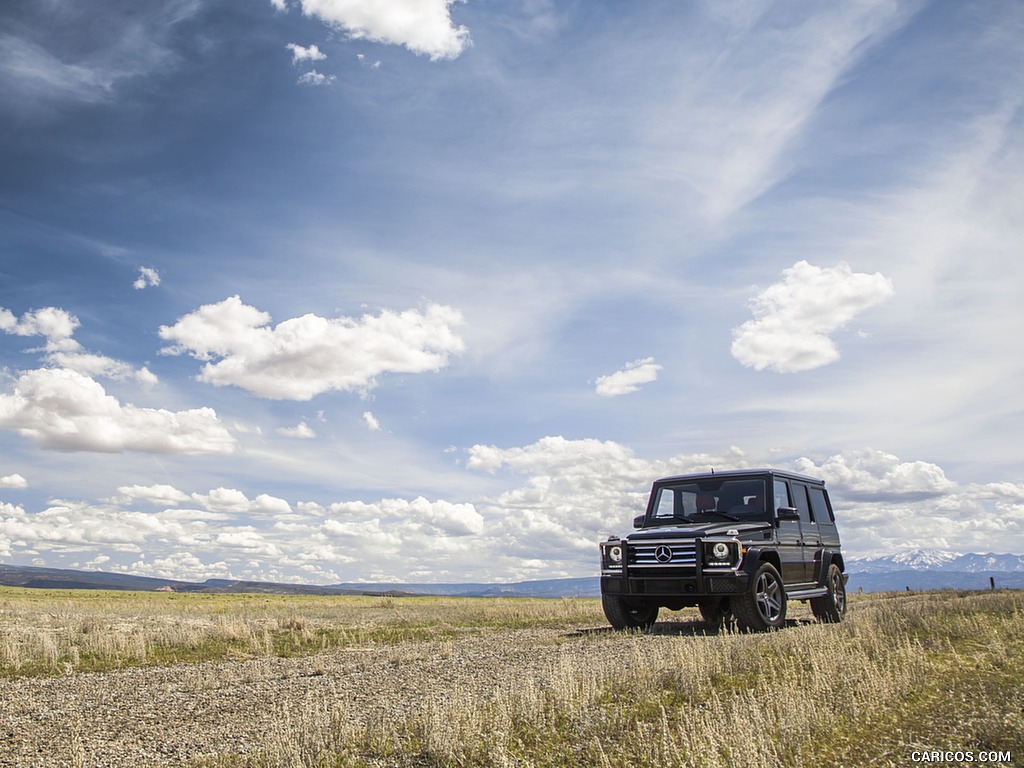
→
(811, 563, 847, 623)
(698, 599, 733, 631)
(734, 562, 787, 632)
(602, 594, 659, 630)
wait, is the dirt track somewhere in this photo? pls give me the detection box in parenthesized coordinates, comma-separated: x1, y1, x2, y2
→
(0, 621, 680, 767)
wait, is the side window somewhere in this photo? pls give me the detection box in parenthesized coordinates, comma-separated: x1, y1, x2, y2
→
(809, 487, 835, 522)
(773, 479, 790, 511)
(793, 484, 814, 523)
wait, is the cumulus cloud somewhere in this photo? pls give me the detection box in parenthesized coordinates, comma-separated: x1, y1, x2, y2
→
(0, 368, 235, 454)
(286, 43, 327, 63)
(331, 496, 484, 536)
(1, 305, 157, 385)
(362, 411, 381, 431)
(1, 439, 1019, 582)
(297, 69, 335, 86)
(1, 306, 79, 350)
(113, 484, 190, 506)
(0, 474, 28, 490)
(294, 0, 471, 60)
(158, 296, 465, 400)
(467, 436, 752, 562)
(133, 266, 161, 290)
(731, 261, 894, 373)
(594, 357, 662, 397)
(793, 449, 956, 499)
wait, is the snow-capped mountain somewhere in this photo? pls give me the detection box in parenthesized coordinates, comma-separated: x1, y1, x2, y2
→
(848, 549, 1024, 574)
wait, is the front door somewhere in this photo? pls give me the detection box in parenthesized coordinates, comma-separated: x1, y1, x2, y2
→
(773, 479, 806, 585)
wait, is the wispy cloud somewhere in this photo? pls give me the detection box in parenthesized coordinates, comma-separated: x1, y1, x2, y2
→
(277, 421, 316, 439)
(0, 3, 197, 112)
(648, 3, 918, 223)
(595, 357, 661, 397)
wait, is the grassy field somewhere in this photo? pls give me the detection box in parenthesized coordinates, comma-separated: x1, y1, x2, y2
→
(2, 588, 1022, 767)
(0, 587, 597, 676)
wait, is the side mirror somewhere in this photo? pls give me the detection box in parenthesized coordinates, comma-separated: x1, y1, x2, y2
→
(776, 506, 799, 524)
(633, 515, 646, 529)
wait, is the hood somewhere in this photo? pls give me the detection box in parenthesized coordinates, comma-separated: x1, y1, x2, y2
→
(626, 520, 771, 541)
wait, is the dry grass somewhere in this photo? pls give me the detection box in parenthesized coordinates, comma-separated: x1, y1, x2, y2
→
(4, 588, 1022, 767)
(198, 591, 1024, 768)
(0, 588, 599, 676)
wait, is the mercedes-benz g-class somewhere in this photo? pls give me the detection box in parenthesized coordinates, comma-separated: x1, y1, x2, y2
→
(599, 469, 847, 632)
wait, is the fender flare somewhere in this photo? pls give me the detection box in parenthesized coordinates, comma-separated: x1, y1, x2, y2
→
(815, 550, 845, 587)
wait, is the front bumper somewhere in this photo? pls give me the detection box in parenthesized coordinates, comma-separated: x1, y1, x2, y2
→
(601, 571, 746, 597)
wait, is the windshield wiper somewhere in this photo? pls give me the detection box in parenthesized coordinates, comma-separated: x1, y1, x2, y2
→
(693, 511, 741, 522)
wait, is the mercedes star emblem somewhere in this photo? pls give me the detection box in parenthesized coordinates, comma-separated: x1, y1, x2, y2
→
(654, 545, 673, 563)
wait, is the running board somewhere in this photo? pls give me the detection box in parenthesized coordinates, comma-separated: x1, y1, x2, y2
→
(786, 586, 828, 600)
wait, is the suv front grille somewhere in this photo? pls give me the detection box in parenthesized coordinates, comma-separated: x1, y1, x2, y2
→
(629, 541, 697, 568)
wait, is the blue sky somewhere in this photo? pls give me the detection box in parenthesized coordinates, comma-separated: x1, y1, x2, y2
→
(2, 0, 1023, 583)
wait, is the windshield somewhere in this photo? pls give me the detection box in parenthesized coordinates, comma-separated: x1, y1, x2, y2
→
(649, 478, 768, 524)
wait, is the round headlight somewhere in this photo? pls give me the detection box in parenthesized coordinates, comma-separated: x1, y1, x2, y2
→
(712, 542, 730, 560)
(609, 545, 623, 564)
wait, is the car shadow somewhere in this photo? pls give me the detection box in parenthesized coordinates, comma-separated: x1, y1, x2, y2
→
(568, 617, 814, 638)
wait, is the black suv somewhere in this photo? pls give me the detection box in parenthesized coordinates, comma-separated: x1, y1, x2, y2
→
(599, 469, 847, 632)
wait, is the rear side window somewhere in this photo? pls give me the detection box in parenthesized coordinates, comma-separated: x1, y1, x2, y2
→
(809, 487, 835, 522)
(793, 484, 814, 523)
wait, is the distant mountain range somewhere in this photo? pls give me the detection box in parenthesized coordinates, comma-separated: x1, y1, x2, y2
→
(844, 550, 1024, 593)
(2, 550, 1023, 597)
(848, 550, 1024, 573)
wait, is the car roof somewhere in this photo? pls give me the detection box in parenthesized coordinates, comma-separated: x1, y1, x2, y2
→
(653, 468, 825, 486)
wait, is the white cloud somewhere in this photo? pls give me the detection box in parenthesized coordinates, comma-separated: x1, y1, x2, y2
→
(794, 449, 956, 498)
(0, 368, 235, 454)
(1, 439, 1018, 582)
(0, 474, 28, 490)
(295, 0, 471, 60)
(158, 296, 465, 400)
(191, 487, 252, 513)
(252, 493, 294, 516)
(2, 306, 79, 350)
(297, 69, 335, 86)
(1, 305, 157, 384)
(362, 411, 381, 431)
(467, 436, 751, 563)
(277, 421, 316, 438)
(133, 266, 161, 290)
(594, 357, 661, 397)
(731, 261, 894, 373)
(113, 484, 190, 506)
(331, 496, 484, 536)
(286, 43, 327, 64)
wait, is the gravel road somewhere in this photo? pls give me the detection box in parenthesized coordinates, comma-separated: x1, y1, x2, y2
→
(0, 622, 675, 767)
